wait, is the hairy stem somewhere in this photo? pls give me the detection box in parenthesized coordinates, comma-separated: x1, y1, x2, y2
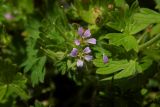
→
(139, 34, 160, 50)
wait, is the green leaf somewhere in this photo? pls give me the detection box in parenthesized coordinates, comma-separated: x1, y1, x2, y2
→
(9, 83, 28, 100)
(0, 59, 28, 102)
(125, 1, 150, 34)
(115, 0, 125, 7)
(101, 60, 138, 80)
(150, 23, 160, 36)
(0, 85, 7, 102)
(21, 18, 40, 73)
(129, 21, 150, 35)
(67, 60, 76, 70)
(96, 60, 128, 74)
(129, 8, 160, 34)
(93, 58, 107, 68)
(31, 56, 46, 86)
(113, 60, 136, 79)
(134, 8, 160, 24)
(18, 0, 34, 14)
(140, 56, 153, 71)
(155, 0, 160, 9)
(8, 72, 28, 100)
(106, 1, 139, 32)
(143, 49, 160, 62)
(0, 59, 17, 84)
(102, 33, 138, 52)
(79, 6, 102, 24)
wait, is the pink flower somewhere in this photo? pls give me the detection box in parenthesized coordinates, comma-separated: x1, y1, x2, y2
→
(75, 27, 96, 46)
(70, 47, 93, 67)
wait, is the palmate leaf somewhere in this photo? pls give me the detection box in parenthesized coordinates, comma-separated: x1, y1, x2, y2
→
(129, 8, 160, 34)
(134, 8, 160, 24)
(101, 33, 138, 52)
(106, 1, 139, 32)
(21, 19, 47, 86)
(7, 74, 28, 100)
(0, 74, 29, 102)
(0, 60, 29, 102)
(96, 60, 128, 74)
(111, 60, 137, 79)
(96, 60, 141, 80)
(106, 1, 152, 34)
(128, 21, 150, 35)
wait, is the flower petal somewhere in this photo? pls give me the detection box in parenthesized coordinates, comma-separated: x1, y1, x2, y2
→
(103, 55, 108, 64)
(77, 59, 83, 67)
(70, 48, 78, 57)
(83, 47, 91, 54)
(87, 38, 96, 44)
(83, 29, 91, 38)
(74, 39, 80, 45)
(84, 55, 93, 61)
(78, 27, 84, 36)
(4, 13, 13, 20)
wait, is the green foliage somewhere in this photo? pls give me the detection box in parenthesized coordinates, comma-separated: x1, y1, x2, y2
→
(114, 0, 125, 7)
(96, 60, 128, 75)
(21, 18, 47, 86)
(94, 57, 142, 80)
(134, 8, 160, 24)
(31, 56, 46, 86)
(0, 59, 28, 103)
(0, 0, 160, 106)
(100, 33, 138, 52)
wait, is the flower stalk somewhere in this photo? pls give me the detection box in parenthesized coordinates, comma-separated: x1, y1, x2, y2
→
(139, 33, 160, 50)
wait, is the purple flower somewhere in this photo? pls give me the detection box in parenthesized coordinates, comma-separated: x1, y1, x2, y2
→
(77, 59, 84, 67)
(83, 47, 91, 54)
(74, 39, 80, 46)
(87, 38, 96, 44)
(103, 55, 108, 64)
(75, 27, 96, 45)
(84, 55, 93, 61)
(78, 27, 84, 36)
(70, 47, 93, 67)
(4, 13, 14, 20)
(70, 48, 78, 57)
(83, 29, 91, 38)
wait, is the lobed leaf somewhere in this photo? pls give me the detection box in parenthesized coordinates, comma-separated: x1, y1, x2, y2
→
(96, 60, 128, 74)
(102, 33, 138, 52)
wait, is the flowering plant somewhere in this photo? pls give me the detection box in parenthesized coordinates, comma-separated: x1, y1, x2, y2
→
(0, 0, 160, 106)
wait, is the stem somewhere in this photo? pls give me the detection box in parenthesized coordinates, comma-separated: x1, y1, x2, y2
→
(139, 34, 160, 50)
(85, 63, 89, 72)
(137, 30, 148, 44)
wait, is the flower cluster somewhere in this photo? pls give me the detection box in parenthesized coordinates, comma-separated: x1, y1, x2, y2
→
(70, 27, 96, 67)
(70, 47, 93, 67)
(69, 27, 108, 67)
